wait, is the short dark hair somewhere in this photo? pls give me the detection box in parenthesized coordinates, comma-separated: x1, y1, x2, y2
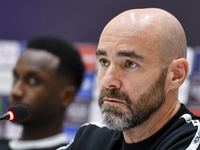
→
(27, 35, 85, 90)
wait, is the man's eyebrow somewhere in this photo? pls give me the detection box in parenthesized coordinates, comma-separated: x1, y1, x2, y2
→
(117, 51, 144, 59)
(96, 49, 107, 57)
(96, 49, 144, 60)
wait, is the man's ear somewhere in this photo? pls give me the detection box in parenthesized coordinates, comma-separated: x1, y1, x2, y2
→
(59, 86, 77, 108)
(167, 58, 189, 90)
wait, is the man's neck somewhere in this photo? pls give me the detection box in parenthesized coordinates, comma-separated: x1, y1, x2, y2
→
(21, 121, 63, 140)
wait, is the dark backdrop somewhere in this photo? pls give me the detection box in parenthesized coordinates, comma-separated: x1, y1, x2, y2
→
(0, 0, 200, 47)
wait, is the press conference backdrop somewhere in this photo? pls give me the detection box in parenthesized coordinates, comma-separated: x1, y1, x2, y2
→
(0, 40, 199, 143)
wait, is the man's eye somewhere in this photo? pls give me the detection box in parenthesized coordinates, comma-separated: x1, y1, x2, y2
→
(13, 75, 18, 83)
(126, 60, 137, 68)
(29, 77, 38, 85)
(100, 59, 110, 66)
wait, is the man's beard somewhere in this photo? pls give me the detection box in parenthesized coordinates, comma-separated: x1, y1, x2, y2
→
(98, 68, 168, 131)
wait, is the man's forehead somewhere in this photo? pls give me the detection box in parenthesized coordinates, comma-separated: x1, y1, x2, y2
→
(18, 49, 60, 71)
(23, 49, 58, 59)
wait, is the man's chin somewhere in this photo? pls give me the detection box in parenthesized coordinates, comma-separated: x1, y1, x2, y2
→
(15, 117, 30, 125)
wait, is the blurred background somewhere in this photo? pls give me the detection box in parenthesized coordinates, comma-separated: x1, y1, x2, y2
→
(0, 0, 200, 143)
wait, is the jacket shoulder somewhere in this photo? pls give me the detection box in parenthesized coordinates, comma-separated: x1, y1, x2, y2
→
(58, 122, 119, 150)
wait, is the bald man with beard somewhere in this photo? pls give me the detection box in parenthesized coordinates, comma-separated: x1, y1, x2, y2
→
(58, 8, 200, 150)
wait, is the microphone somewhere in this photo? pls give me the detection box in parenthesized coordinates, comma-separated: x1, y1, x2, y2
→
(0, 104, 29, 122)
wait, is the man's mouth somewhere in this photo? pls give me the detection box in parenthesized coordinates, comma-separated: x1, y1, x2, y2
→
(104, 98, 125, 104)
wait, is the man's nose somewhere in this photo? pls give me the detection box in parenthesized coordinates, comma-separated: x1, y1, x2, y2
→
(10, 80, 24, 100)
(102, 64, 121, 90)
